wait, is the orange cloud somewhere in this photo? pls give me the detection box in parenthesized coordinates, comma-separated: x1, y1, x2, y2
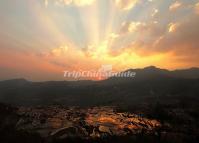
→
(0, 49, 63, 81)
(115, 0, 139, 11)
(154, 15, 199, 62)
(195, 2, 199, 15)
(169, 1, 182, 11)
(120, 21, 146, 34)
(50, 46, 69, 57)
(168, 23, 179, 33)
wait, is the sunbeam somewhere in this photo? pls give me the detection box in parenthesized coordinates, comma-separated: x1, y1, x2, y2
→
(0, 0, 199, 80)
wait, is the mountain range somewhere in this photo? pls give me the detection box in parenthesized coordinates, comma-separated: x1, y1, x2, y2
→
(0, 66, 199, 106)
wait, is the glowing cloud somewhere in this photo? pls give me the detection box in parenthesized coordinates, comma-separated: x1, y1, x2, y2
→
(109, 33, 119, 39)
(44, 0, 95, 7)
(0, 0, 199, 80)
(121, 22, 146, 34)
(151, 8, 158, 17)
(169, 1, 182, 11)
(195, 2, 199, 15)
(168, 23, 179, 33)
(50, 46, 69, 57)
(115, 0, 139, 11)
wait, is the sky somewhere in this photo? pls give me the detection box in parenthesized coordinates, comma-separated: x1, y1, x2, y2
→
(0, 0, 199, 81)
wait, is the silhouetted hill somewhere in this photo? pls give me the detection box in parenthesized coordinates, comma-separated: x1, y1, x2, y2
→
(0, 78, 29, 85)
(123, 66, 199, 79)
(171, 67, 199, 79)
(0, 66, 199, 106)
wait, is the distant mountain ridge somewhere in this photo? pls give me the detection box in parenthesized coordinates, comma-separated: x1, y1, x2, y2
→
(124, 66, 199, 79)
(106, 66, 199, 83)
(0, 66, 199, 106)
(1, 66, 199, 83)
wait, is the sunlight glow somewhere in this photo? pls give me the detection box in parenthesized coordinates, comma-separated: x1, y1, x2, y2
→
(0, 0, 198, 80)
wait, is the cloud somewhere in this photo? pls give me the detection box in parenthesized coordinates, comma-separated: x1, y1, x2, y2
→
(120, 21, 146, 34)
(128, 22, 146, 32)
(109, 33, 119, 39)
(118, 13, 199, 65)
(0, 48, 65, 81)
(151, 8, 159, 17)
(119, 20, 165, 40)
(168, 22, 180, 33)
(111, 15, 199, 68)
(44, 0, 95, 7)
(195, 2, 199, 15)
(50, 45, 69, 57)
(37, 45, 70, 57)
(169, 1, 182, 11)
(115, 0, 139, 11)
(154, 14, 199, 58)
(71, 0, 95, 6)
(82, 40, 110, 59)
